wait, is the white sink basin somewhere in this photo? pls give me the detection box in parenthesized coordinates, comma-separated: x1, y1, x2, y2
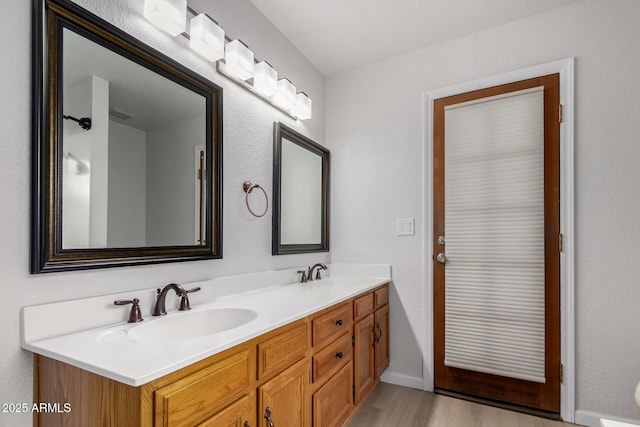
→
(129, 308, 258, 342)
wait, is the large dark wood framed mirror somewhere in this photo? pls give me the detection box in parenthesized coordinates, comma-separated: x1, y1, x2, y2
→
(272, 123, 329, 255)
(31, 0, 223, 273)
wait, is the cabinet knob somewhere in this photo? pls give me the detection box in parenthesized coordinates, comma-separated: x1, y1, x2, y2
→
(243, 422, 250, 427)
(335, 319, 343, 326)
(335, 351, 343, 359)
(264, 406, 274, 427)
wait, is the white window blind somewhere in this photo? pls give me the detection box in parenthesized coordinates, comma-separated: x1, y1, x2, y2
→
(443, 87, 546, 384)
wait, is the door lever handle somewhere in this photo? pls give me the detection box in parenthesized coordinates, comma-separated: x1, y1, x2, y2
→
(436, 253, 447, 264)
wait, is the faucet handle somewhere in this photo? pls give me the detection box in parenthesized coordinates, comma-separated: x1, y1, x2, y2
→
(179, 287, 201, 311)
(297, 270, 308, 283)
(114, 298, 144, 323)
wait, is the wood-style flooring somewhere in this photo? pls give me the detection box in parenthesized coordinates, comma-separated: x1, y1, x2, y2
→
(348, 383, 581, 427)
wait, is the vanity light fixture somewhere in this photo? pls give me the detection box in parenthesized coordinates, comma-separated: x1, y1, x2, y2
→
(272, 78, 296, 111)
(253, 61, 278, 97)
(294, 92, 312, 120)
(144, 0, 312, 119)
(189, 14, 225, 62)
(224, 39, 254, 81)
(143, 0, 187, 37)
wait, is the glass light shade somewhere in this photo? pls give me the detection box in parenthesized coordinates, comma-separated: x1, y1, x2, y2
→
(294, 92, 312, 120)
(273, 78, 296, 110)
(189, 14, 225, 62)
(144, 0, 187, 36)
(253, 61, 278, 97)
(225, 40, 254, 81)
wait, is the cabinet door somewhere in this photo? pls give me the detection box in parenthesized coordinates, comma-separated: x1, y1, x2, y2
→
(374, 305, 390, 379)
(313, 362, 353, 427)
(197, 393, 255, 427)
(258, 358, 309, 427)
(353, 314, 374, 403)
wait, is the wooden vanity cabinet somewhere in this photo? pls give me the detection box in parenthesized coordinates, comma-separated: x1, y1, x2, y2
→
(310, 303, 354, 427)
(352, 284, 390, 405)
(33, 283, 390, 427)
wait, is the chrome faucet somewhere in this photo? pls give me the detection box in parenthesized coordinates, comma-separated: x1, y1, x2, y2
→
(308, 263, 328, 281)
(152, 283, 201, 316)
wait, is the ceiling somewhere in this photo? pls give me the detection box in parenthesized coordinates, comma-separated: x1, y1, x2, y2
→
(250, 0, 581, 76)
(63, 28, 204, 132)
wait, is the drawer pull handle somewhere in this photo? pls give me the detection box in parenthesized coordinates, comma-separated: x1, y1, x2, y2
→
(335, 319, 343, 326)
(244, 422, 250, 427)
(264, 407, 274, 427)
(335, 351, 343, 359)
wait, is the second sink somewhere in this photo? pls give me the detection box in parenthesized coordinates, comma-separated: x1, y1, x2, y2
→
(128, 308, 258, 342)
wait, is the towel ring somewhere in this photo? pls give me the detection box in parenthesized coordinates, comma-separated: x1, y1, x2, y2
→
(243, 181, 269, 218)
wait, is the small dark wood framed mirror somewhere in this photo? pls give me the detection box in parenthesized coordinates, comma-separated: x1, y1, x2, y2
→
(31, 0, 223, 273)
(272, 123, 329, 255)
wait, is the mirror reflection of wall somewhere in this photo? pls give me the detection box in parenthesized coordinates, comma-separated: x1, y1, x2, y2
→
(61, 28, 206, 249)
(280, 137, 322, 245)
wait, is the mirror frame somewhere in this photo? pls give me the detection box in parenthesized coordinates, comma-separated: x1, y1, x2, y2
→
(31, 0, 223, 273)
(272, 122, 329, 255)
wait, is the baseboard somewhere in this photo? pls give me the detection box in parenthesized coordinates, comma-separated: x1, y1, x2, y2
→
(575, 410, 640, 427)
(380, 371, 423, 390)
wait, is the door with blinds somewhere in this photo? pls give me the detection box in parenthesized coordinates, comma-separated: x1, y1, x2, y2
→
(433, 74, 560, 413)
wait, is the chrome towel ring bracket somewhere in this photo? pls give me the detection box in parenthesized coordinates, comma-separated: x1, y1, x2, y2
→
(243, 181, 269, 218)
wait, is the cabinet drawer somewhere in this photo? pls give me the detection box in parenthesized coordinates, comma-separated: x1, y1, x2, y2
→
(353, 292, 374, 321)
(312, 333, 352, 383)
(374, 285, 389, 309)
(154, 348, 253, 427)
(258, 321, 309, 380)
(312, 303, 353, 347)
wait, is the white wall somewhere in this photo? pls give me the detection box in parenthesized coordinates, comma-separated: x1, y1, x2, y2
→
(108, 120, 147, 247)
(146, 114, 204, 246)
(88, 75, 109, 247)
(62, 77, 92, 248)
(327, 0, 640, 421)
(0, 0, 325, 426)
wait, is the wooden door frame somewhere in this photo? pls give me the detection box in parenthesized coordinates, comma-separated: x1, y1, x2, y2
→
(422, 58, 575, 422)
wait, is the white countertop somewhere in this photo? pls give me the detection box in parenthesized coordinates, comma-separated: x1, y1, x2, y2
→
(601, 420, 640, 427)
(22, 275, 389, 386)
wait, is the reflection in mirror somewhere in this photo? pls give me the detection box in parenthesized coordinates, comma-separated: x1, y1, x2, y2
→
(280, 137, 322, 244)
(272, 123, 329, 255)
(61, 28, 206, 249)
(31, 0, 222, 273)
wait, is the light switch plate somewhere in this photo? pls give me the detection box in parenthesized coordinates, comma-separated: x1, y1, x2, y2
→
(396, 218, 415, 236)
